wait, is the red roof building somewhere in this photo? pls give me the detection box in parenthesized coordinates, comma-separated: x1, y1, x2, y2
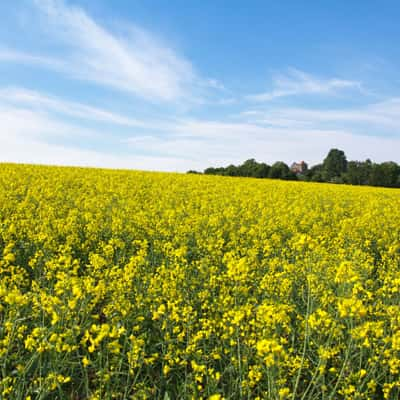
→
(290, 161, 308, 175)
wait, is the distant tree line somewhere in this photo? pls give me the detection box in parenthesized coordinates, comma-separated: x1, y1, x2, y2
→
(187, 149, 400, 188)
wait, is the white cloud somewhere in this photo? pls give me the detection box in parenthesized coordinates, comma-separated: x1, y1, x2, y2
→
(247, 68, 361, 102)
(0, 87, 164, 128)
(0, 103, 102, 141)
(125, 118, 400, 167)
(241, 98, 400, 131)
(0, 104, 195, 171)
(0, 133, 193, 171)
(1, 94, 400, 172)
(4, 0, 197, 102)
(0, 48, 64, 69)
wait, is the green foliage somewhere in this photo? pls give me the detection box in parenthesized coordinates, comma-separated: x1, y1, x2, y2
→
(304, 164, 324, 182)
(322, 149, 348, 181)
(204, 159, 272, 179)
(199, 149, 400, 188)
(369, 161, 400, 188)
(269, 162, 297, 180)
(342, 159, 372, 185)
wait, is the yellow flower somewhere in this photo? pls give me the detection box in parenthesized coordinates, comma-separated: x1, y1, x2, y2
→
(208, 395, 223, 400)
(278, 388, 291, 398)
(82, 356, 90, 367)
(1, 163, 399, 399)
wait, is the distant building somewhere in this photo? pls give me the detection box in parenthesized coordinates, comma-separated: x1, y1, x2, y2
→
(290, 161, 308, 175)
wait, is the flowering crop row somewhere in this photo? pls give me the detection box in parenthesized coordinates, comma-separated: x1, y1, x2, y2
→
(0, 163, 399, 399)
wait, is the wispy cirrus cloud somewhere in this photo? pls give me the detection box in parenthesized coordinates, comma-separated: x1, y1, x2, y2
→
(34, 0, 197, 101)
(1, 0, 203, 102)
(124, 118, 400, 167)
(1, 85, 400, 171)
(0, 84, 202, 169)
(246, 68, 361, 102)
(0, 103, 100, 143)
(0, 100, 195, 171)
(0, 87, 165, 128)
(0, 48, 64, 69)
(0, 128, 193, 171)
(240, 98, 400, 132)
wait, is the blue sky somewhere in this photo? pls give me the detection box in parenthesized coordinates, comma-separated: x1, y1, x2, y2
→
(1, 0, 399, 171)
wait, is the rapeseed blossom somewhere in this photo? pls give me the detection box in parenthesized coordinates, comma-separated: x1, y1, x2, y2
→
(0, 163, 399, 399)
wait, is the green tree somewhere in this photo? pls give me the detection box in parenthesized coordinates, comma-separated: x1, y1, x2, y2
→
(322, 149, 348, 181)
(303, 164, 323, 182)
(269, 162, 296, 180)
(237, 159, 271, 178)
(225, 164, 239, 176)
(238, 159, 258, 177)
(254, 162, 270, 178)
(343, 159, 372, 185)
(369, 161, 400, 187)
(204, 167, 221, 175)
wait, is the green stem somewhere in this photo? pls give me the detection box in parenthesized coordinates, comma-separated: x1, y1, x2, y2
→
(292, 277, 311, 400)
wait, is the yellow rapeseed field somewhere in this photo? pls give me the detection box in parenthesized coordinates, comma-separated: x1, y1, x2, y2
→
(0, 163, 399, 399)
